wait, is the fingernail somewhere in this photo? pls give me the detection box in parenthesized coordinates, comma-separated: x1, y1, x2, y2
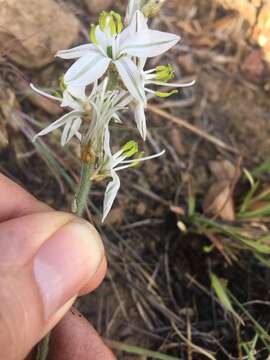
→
(33, 220, 103, 319)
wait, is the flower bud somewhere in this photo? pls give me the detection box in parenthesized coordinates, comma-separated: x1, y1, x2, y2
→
(142, 0, 166, 18)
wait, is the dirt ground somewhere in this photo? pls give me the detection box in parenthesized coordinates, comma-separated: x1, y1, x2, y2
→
(1, 0, 270, 359)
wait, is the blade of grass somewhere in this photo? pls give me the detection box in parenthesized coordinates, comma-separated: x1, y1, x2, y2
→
(228, 291, 270, 351)
(210, 273, 244, 325)
(239, 169, 259, 213)
(105, 339, 182, 360)
(237, 203, 270, 219)
(252, 159, 270, 177)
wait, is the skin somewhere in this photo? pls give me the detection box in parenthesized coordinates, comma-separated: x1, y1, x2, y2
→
(0, 173, 116, 360)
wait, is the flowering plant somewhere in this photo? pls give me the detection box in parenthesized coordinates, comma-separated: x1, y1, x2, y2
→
(32, 0, 194, 358)
(31, 0, 193, 224)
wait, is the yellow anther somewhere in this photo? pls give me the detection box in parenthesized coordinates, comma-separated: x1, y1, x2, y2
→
(122, 140, 138, 157)
(90, 24, 98, 45)
(155, 90, 178, 98)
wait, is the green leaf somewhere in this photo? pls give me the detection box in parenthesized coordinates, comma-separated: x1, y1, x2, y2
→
(238, 203, 270, 219)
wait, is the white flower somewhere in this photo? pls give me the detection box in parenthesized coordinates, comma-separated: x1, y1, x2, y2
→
(31, 78, 131, 147)
(30, 83, 87, 145)
(133, 64, 195, 140)
(82, 78, 132, 155)
(56, 10, 180, 105)
(101, 126, 165, 221)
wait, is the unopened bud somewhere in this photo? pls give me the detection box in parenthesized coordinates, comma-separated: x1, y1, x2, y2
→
(142, 0, 166, 17)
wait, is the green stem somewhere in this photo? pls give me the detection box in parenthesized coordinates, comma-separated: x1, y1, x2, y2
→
(36, 162, 94, 360)
(74, 162, 94, 216)
(36, 333, 50, 360)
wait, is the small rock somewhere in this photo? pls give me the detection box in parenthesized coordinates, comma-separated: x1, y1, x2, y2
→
(0, 0, 80, 69)
(84, 0, 113, 14)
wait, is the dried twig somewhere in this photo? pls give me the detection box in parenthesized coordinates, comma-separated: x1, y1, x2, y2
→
(147, 105, 239, 154)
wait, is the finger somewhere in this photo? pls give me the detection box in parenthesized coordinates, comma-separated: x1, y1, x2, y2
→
(48, 308, 116, 360)
(0, 214, 105, 360)
(0, 173, 51, 222)
(79, 256, 107, 295)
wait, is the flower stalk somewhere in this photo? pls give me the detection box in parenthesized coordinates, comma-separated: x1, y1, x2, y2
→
(36, 333, 50, 360)
(36, 160, 94, 360)
(73, 162, 95, 216)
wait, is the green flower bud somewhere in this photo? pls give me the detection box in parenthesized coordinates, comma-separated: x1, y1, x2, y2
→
(142, 0, 166, 18)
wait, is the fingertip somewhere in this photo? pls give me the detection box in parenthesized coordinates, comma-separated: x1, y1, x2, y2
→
(79, 255, 107, 295)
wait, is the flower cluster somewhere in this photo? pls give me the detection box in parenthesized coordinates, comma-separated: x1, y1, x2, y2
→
(31, 1, 193, 220)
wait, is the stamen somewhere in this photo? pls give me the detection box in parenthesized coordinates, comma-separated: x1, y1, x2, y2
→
(90, 24, 98, 45)
(155, 90, 178, 98)
(122, 140, 138, 157)
(99, 10, 123, 36)
(59, 75, 67, 93)
(99, 11, 108, 31)
(155, 65, 175, 82)
(110, 11, 123, 33)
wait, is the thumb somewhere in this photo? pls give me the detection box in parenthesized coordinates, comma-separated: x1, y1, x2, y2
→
(0, 211, 104, 360)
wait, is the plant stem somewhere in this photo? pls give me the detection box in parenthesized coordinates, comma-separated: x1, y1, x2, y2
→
(36, 161, 94, 360)
(74, 162, 94, 216)
(36, 332, 50, 360)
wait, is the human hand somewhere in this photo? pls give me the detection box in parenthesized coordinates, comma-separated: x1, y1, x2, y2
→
(0, 174, 116, 360)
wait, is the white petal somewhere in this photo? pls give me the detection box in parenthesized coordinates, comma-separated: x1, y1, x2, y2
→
(125, 1, 144, 26)
(33, 110, 81, 141)
(114, 57, 146, 104)
(61, 120, 73, 146)
(61, 116, 82, 145)
(134, 101, 147, 140)
(61, 91, 83, 111)
(102, 171, 121, 222)
(64, 52, 110, 86)
(131, 10, 148, 32)
(122, 30, 180, 58)
(66, 117, 82, 144)
(67, 85, 87, 99)
(120, 11, 148, 49)
(103, 127, 127, 169)
(30, 83, 61, 102)
(103, 125, 112, 157)
(56, 44, 96, 59)
(95, 26, 112, 50)
(61, 85, 87, 111)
